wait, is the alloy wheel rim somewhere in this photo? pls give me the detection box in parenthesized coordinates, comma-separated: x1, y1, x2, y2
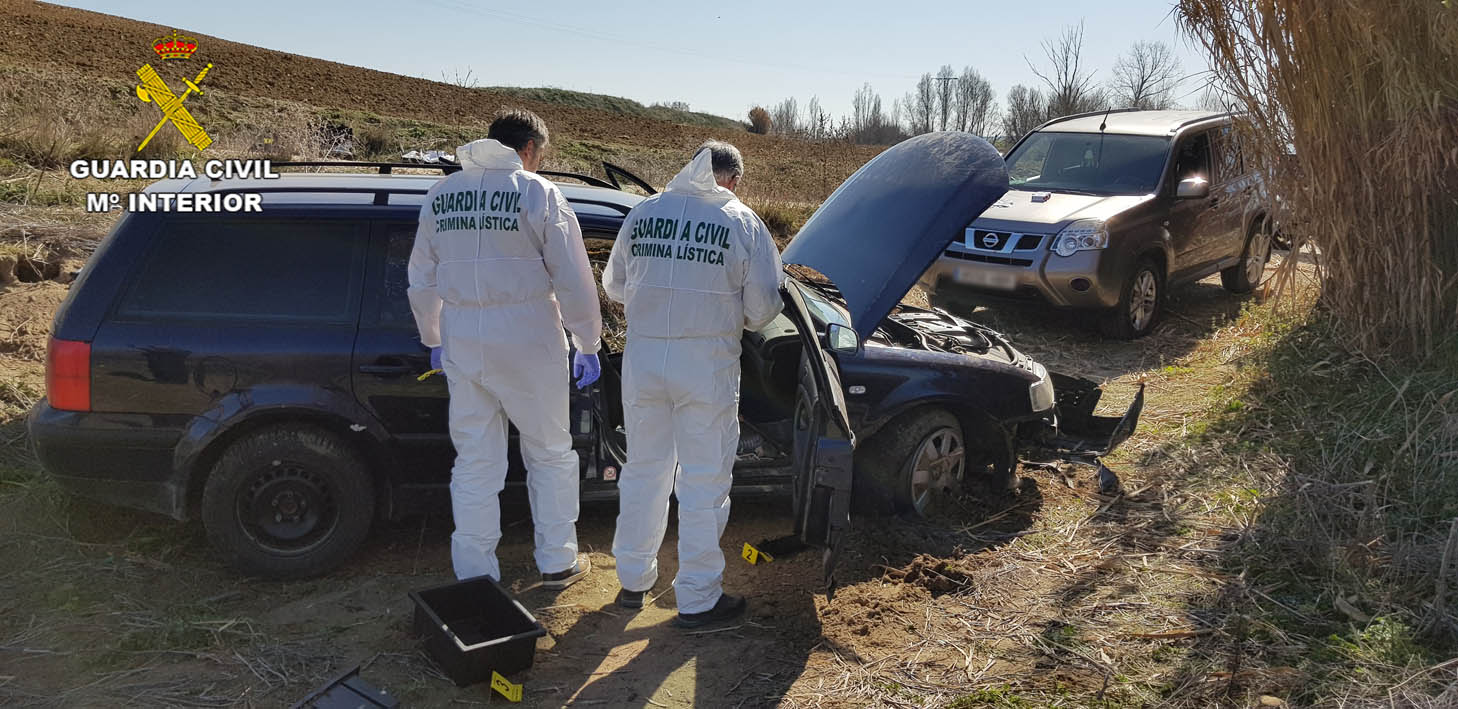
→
(909, 427, 966, 516)
(1246, 230, 1271, 284)
(1129, 270, 1158, 331)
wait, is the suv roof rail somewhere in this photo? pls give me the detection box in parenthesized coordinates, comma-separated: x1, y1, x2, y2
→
(1034, 108, 1144, 133)
(1167, 111, 1237, 134)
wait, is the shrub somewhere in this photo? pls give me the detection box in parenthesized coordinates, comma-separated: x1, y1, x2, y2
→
(747, 106, 772, 135)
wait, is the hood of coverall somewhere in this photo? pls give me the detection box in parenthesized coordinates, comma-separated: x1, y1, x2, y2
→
(456, 138, 525, 170)
(781, 131, 1011, 343)
(664, 149, 735, 203)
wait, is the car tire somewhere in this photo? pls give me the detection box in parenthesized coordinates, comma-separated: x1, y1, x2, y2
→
(1222, 221, 1273, 293)
(1098, 257, 1163, 339)
(853, 409, 966, 519)
(200, 425, 374, 579)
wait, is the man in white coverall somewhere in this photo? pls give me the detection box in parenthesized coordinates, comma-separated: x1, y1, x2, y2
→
(603, 141, 783, 627)
(408, 109, 603, 588)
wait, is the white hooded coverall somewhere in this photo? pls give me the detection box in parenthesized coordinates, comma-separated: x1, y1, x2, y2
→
(408, 138, 602, 581)
(603, 150, 784, 613)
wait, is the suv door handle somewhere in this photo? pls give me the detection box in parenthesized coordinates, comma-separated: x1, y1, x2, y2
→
(358, 363, 413, 376)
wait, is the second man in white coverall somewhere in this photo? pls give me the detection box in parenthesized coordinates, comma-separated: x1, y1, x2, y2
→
(603, 141, 783, 627)
(408, 109, 603, 588)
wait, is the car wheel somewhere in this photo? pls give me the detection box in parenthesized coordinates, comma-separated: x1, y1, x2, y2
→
(1222, 221, 1273, 293)
(200, 425, 374, 578)
(854, 409, 966, 518)
(1099, 258, 1163, 339)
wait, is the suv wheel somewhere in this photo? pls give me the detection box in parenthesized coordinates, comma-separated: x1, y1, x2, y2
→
(201, 426, 374, 578)
(1099, 257, 1163, 339)
(1222, 221, 1273, 293)
(854, 409, 966, 518)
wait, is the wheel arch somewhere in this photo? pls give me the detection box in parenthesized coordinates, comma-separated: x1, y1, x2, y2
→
(181, 409, 395, 522)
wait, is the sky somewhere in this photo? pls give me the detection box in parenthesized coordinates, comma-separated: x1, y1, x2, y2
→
(54, 0, 1211, 121)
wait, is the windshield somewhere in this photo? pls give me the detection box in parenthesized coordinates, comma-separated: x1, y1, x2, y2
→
(1005, 132, 1170, 196)
(794, 280, 851, 329)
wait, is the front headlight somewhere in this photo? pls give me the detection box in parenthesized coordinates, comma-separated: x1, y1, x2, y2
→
(1029, 362, 1054, 411)
(1052, 219, 1110, 257)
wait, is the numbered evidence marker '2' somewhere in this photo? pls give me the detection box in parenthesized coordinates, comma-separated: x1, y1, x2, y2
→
(490, 671, 522, 702)
(741, 542, 773, 565)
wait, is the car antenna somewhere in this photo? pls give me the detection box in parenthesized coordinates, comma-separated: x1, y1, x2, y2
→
(1098, 106, 1114, 132)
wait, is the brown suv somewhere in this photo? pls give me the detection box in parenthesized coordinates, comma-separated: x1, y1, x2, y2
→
(919, 110, 1273, 338)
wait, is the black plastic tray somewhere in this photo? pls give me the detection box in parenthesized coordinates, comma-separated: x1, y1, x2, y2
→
(409, 576, 547, 687)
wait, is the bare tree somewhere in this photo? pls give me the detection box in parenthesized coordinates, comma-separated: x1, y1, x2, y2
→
(770, 97, 800, 136)
(953, 66, 998, 137)
(1001, 84, 1050, 143)
(907, 73, 936, 135)
(1110, 41, 1182, 109)
(805, 96, 830, 139)
(1028, 22, 1106, 117)
(441, 67, 478, 89)
(747, 106, 771, 134)
(934, 65, 956, 131)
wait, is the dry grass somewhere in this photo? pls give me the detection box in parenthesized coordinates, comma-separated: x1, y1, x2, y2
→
(1177, 0, 1458, 357)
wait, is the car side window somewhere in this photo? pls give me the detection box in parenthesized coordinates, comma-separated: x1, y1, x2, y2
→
(1174, 131, 1212, 186)
(1211, 126, 1245, 184)
(379, 222, 417, 326)
(117, 218, 364, 323)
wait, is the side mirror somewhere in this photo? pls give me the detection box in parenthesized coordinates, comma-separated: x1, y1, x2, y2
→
(1177, 176, 1210, 199)
(825, 323, 859, 354)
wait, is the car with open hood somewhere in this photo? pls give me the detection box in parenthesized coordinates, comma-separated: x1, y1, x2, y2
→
(29, 134, 1140, 585)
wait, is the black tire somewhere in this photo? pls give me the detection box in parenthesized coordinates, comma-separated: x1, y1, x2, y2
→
(201, 426, 374, 579)
(1222, 221, 1273, 293)
(853, 409, 966, 518)
(1099, 257, 1164, 339)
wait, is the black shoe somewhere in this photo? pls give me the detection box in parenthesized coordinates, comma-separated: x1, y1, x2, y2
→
(616, 588, 647, 610)
(541, 554, 590, 590)
(671, 593, 746, 629)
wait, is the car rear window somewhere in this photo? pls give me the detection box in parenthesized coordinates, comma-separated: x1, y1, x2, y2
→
(117, 218, 365, 323)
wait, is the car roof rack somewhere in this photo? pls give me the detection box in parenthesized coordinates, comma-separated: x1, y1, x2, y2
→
(267, 160, 657, 194)
(269, 160, 461, 175)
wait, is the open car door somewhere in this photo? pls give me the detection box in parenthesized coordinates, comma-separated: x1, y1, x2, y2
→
(781, 282, 855, 595)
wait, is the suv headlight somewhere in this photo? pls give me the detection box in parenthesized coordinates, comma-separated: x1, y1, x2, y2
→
(1052, 219, 1109, 257)
(1029, 362, 1054, 411)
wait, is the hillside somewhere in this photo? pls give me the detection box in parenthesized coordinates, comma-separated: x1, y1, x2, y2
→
(0, 0, 879, 201)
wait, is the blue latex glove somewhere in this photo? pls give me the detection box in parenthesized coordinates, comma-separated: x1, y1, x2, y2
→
(572, 352, 600, 390)
(429, 347, 443, 371)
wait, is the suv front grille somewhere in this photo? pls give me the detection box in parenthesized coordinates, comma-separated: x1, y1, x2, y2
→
(944, 250, 1035, 267)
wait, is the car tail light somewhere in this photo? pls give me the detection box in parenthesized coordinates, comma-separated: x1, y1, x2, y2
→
(46, 338, 91, 412)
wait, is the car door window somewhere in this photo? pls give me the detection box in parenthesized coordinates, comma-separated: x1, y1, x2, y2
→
(378, 223, 417, 327)
(1211, 126, 1245, 184)
(1174, 132, 1212, 186)
(117, 217, 365, 323)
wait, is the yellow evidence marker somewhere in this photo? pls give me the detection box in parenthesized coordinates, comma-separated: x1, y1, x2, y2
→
(490, 671, 523, 702)
(741, 542, 773, 565)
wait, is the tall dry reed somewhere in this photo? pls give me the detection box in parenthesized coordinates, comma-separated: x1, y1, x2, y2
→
(1178, 0, 1458, 356)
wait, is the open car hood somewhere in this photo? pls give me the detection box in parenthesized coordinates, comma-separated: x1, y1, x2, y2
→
(782, 132, 1009, 342)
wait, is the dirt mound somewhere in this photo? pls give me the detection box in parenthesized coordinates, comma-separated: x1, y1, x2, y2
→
(0, 279, 68, 361)
(880, 553, 977, 595)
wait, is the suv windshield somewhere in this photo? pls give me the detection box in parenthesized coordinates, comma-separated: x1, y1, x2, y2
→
(1005, 132, 1171, 196)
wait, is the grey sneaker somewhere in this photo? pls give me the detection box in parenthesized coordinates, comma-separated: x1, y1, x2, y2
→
(541, 554, 590, 590)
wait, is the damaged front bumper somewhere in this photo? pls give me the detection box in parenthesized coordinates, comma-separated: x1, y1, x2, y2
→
(1023, 373, 1145, 458)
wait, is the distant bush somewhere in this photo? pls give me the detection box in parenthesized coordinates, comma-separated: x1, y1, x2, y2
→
(747, 106, 771, 135)
(353, 122, 395, 159)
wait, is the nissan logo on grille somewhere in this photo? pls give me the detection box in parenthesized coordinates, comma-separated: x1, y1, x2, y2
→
(980, 232, 1000, 249)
